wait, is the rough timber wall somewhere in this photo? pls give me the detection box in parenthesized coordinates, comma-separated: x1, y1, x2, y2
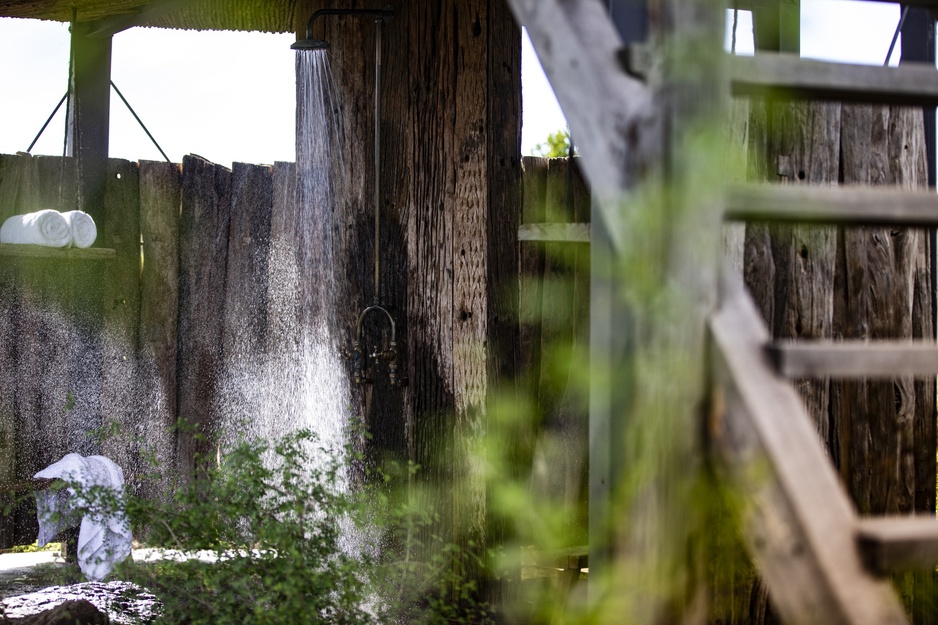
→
(294, 0, 522, 560)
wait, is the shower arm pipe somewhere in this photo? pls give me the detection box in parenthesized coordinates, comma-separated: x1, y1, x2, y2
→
(301, 8, 394, 43)
(354, 304, 397, 348)
(374, 19, 382, 306)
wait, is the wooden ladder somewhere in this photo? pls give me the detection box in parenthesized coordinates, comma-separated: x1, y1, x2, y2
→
(709, 49, 938, 625)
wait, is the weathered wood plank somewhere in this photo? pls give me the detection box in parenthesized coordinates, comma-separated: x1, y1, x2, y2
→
(857, 516, 938, 574)
(732, 0, 938, 10)
(518, 223, 590, 243)
(137, 160, 181, 500)
(767, 341, 938, 378)
(519, 156, 548, 405)
(0, 245, 115, 261)
(176, 155, 230, 485)
(732, 55, 938, 106)
(709, 279, 909, 625)
(728, 183, 938, 226)
(99, 159, 141, 486)
(217, 162, 273, 446)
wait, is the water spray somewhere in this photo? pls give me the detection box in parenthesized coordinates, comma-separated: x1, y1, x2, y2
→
(293, 6, 400, 387)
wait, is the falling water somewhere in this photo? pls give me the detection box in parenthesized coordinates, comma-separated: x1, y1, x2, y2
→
(219, 48, 355, 516)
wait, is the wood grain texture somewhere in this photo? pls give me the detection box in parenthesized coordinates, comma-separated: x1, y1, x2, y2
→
(176, 155, 231, 485)
(99, 159, 142, 488)
(137, 160, 181, 501)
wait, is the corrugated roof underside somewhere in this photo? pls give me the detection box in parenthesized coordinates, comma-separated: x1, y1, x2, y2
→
(0, 0, 297, 33)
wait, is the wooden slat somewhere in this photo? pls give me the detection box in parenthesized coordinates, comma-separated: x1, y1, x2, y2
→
(767, 341, 938, 378)
(731, 54, 938, 106)
(137, 160, 181, 502)
(518, 223, 590, 243)
(0, 244, 115, 261)
(726, 184, 938, 226)
(176, 155, 231, 486)
(857, 516, 938, 573)
(731, 0, 938, 10)
(709, 277, 909, 625)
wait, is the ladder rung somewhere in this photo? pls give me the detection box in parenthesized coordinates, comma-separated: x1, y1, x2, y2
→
(857, 517, 938, 574)
(731, 0, 938, 10)
(726, 184, 938, 226)
(731, 54, 938, 106)
(766, 342, 938, 378)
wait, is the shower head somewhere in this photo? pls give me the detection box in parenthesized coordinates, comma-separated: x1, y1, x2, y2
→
(293, 6, 394, 49)
(291, 38, 330, 50)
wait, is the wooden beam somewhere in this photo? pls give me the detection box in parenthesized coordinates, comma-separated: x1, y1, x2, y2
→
(766, 341, 938, 378)
(709, 277, 909, 625)
(726, 183, 938, 226)
(68, 23, 112, 231)
(85, 0, 198, 38)
(518, 223, 590, 243)
(731, 54, 938, 106)
(0, 244, 115, 261)
(731, 0, 938, 10)
(857, 516, 938, 573)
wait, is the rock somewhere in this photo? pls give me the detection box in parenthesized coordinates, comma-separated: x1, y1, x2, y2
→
(6, 599, 108, 624)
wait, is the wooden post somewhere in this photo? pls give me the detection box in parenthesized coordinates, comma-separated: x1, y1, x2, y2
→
(67, 22, 112, 228)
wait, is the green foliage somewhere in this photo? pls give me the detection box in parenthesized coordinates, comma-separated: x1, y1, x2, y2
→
(531, 129, 574, 158)
(51, 430, 494, 625)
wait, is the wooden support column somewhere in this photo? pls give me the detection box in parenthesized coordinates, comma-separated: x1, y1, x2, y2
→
(67, 22, 112, 229)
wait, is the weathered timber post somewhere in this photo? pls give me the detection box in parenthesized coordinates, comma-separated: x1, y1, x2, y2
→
(293, 0, 522, 608)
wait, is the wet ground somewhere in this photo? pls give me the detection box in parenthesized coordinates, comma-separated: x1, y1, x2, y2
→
(0, 552, 159, 623)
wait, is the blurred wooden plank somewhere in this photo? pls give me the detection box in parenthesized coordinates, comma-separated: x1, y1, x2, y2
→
(99, 159, 141, 480)
(518, 223, 590, 243)
(176, 155, 231, 486)
(726, 184, 938, 226)
(731, 55, 938, 106)
(136, 160, 181, 501)
(767, 342, 938, 378)
(0, 245, 115, 261)
(858, 516, 938, 573)
(709, 278, 909, 625)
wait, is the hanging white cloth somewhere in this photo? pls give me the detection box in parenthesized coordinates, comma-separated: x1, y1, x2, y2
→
(34, 454, 132, 581)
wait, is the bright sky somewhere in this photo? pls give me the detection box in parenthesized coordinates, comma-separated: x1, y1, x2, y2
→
(0, 1, 914, 167)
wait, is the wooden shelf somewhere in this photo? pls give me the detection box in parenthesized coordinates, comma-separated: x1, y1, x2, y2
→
(0, 244, 115, 261)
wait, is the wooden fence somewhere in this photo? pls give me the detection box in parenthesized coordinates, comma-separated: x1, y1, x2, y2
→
(0, 152, 591, 550)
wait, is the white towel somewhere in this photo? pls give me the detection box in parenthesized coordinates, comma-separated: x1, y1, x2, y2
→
(0, 210, 71, 248)
(62, 210, 97, 249)
(34, 454, 132, 582)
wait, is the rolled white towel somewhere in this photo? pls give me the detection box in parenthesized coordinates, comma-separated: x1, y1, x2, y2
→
(62, 210, 97, 249)
(0, 210, 71, 247)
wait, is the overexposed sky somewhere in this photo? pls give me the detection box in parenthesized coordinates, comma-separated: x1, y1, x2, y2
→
(0, 2, 916, 166)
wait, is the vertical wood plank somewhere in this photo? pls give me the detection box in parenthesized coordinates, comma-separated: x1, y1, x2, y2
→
(218, 162, 273, 444)
(452, 0, 490, 553)
(99, 159, 141, 487)
(137, 160, 181, 500)
(176, 155, 231, 485)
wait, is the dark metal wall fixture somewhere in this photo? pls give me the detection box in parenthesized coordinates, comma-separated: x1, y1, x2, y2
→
(293, 5, 400, 387)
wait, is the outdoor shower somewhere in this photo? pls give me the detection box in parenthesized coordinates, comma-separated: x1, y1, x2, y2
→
(293, 6, 400, 387)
